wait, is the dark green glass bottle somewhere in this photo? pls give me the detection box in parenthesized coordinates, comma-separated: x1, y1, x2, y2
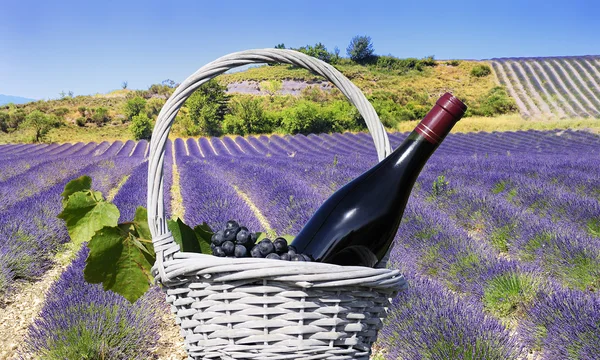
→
(291, 93, 467, 267)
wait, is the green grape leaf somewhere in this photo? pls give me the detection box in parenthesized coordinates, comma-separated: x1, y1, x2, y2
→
(133, 207, 152, 240)
(168, 218, 202, 253)
(193, 222, 214, 255)
(280, 234, 295, 244)
(58, 191, 120, 246)
(61, 175, 92, 206)
(84, 225, 153, 303)
(255, 232, 267, 242)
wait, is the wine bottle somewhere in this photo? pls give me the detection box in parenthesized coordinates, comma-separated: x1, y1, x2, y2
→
(290, 93, 467, 267)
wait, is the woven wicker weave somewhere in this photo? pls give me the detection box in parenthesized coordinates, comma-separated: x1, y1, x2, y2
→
(147, 49, 407, 359)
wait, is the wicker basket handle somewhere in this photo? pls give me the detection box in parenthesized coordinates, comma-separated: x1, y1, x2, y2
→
(147, 49, 392, 272)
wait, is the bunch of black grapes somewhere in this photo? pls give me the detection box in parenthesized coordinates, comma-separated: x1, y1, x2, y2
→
(210, 220, 312, 261)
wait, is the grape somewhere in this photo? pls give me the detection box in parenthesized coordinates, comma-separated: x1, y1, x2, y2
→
(222, 241, 235, 256)
(290, 254, 303, 261)
(211, 230, 225, 246)
(258, 239, 275, 256)
(280, 253, 291, 261)
(223, 228, 237, 242)
(234, 244, 248, 258)
(236, 229, 251, 246)
(266, 253, 281, 260)
(239, 226, 248, 233)
(226, 220, 239, 230)
(210, 243, 216, 250)
(287, 245, 297, 256)
(247, 233, 258, 246)
(212, 246, 226, 257)
(273, 238, 288, 254)
(250, 245, 263, 258)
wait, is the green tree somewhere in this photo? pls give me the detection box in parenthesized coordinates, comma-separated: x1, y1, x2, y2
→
(9, 109, 26, 129)
(23, 110, 55, 142)
(185, 79, 229, 136)
(274, 43, 286, 49)
(347, 35, 374, 63)
(297, 43, 331, 63)
(129, 113, 153, 140)
(123, 97, 147, 121)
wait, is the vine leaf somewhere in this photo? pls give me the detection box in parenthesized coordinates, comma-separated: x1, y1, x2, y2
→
(84, 225, 153, 303)
(194, 222, 214, 255)
(60, 175, 92, 206)
(133, 207, 154, 256)
(168, 218, 202, 253)
(58, 191, 120, 246)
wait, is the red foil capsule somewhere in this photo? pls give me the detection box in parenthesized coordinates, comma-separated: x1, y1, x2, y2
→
(416, 93, 467, 144)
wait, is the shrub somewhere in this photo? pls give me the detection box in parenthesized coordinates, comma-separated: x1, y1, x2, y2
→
(0, 111, 8, 132)
(446, 59, 461, 66)
(185, 79, 229, 136)
(123, 97, 146, 121)
(52, 107, 70, 118)
(374, 55, 436, 73)
(471, 64, 492, 77)
(145, 97, 166, 119)
(9, 109, 26, 129)
(322, 100, 364, 132)
(223, 96, 273, 135)
(129, 113, 153, 140)
(347, 35, 374, 63)
(75, 117, 86, 127)
(77, 106, 87, 117)
(22, 247, 161, 359)
(91, 107, 111, 126)
(281, 100, 327, 134)
(259, 80, 282, 100)
(471, 86, 517, 116)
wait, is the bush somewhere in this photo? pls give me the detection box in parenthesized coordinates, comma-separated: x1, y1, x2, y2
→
(322, 100, 364, 132)
(76, 117, 86, 127)
(145, 97, 165, 119)
(471, 64, 492, 77)
(91, 107, 111, 126)
(374, 55, 436, 73)
(347, 35, 374, 64)
(0, 111, 8, 132)
(280, 100, 327, 134)
(184, 79, 229, 136)
(129, 113, 153, 140)
(123, 97, 147, 121)
(223, 96, 273, 135)
(9, 109, 26, 129)
(77, 106, 87, 117)
(471, 86, 517, 116)
(52, 107, 70, 118)
(446, 60, 461, 66)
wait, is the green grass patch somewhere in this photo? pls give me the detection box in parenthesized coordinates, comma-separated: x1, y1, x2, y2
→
(522, 232, 554, 261)
(489, 224, 513, 252)
(483, 272, 539, 322)
(492, 181, 507, 194)
(587, 218, 600, 237)
(560, 254, 600, 291)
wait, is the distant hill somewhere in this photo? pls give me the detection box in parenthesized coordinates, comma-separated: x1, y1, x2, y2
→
(489, 55, 600, 119)
(0, 94, 36, 106)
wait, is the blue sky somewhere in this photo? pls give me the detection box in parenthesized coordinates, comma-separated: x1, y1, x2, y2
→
(1, 0, 597, 100)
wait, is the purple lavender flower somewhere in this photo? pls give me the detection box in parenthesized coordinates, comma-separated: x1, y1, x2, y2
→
(22, 246, 161, 359)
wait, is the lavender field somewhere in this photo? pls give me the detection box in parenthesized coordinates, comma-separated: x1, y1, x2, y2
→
(1, 129, 599, 359)
(490, 55, 600, 119)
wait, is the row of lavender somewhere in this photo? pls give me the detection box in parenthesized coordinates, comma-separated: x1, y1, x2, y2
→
(3, 129, 598, 358)
(490, 55, 600, 119)
(174, 130, 600, 359)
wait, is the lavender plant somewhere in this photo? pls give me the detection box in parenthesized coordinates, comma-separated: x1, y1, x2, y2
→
(22, 246, 161, 359)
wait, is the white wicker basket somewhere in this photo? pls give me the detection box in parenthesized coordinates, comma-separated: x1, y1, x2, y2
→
(147, 49, 407, 359)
